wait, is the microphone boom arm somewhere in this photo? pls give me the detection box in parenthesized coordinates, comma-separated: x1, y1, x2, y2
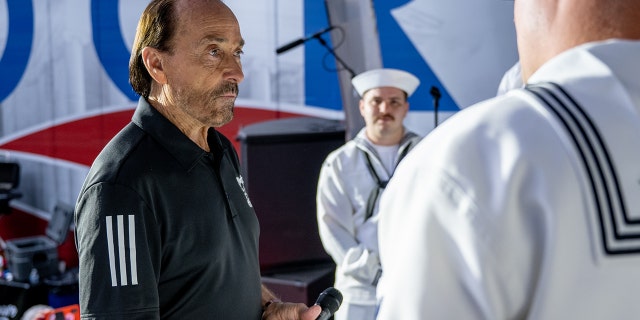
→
(312, 34, 356, 79)
(276, 26, 335, 54)
(276, 26, 356, 79)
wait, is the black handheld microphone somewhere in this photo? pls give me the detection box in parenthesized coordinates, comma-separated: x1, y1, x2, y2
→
(276, 26, 335, 54)
(315, 287, 343, 320)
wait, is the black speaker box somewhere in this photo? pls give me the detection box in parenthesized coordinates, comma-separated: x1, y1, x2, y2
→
(237, 117, 345, 270)
(261, 262, 335, 306)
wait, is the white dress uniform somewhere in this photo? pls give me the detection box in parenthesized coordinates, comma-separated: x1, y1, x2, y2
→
(317, 128, 421, 320)
(376, 39, 640, 319)
(497, 62, 523, 96)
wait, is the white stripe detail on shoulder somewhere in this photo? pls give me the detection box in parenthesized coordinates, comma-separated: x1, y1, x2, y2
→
(105, 216, 118, 286)
(128, 215, 138, 285)
(106, 215, 139, 287)
(117, 215, 128, 286)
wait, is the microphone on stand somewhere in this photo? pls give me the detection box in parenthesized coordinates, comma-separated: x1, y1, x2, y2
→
(315, 287, 343, 320)
(430, 86, 442, 128)
(276, 26, 336, 54)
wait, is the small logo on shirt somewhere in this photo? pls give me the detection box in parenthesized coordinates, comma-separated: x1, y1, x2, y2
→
(236, 175, 253, 208)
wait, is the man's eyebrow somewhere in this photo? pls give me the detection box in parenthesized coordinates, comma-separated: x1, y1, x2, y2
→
(200, 36, 245, 47)
(372, 95, 404, 100)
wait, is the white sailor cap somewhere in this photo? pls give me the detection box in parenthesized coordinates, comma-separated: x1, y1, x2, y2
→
(351, 68, 420, 97)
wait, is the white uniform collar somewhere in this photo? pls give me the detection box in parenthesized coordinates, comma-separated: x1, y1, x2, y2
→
(528, 39, 640, 111)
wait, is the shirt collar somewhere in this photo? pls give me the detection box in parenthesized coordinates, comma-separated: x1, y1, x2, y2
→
(354, 127, 418, 151)
(131, 97, 210, 171)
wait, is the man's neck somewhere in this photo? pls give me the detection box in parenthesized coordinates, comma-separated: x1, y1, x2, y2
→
(366, 127, 404, 146)
(147, 97, 211, 152)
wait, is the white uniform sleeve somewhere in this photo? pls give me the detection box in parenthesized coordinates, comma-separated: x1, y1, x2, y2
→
(376, 101, 548, 319)
(317, 159, 381, 285)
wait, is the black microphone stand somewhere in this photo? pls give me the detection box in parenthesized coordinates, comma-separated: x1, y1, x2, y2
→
(275, 27, 355, 79)
(430, 86, 441, 128)
(313, 34, 356, 79)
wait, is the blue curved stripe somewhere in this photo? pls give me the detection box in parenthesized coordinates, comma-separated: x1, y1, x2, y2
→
(0, 0, 34, 103)
(374, 0, 459, 111)
(304, 0, 342, 110)
(91, 0, 138, 100)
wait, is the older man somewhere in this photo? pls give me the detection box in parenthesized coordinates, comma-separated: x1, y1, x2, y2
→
(74, 0, 321, 319)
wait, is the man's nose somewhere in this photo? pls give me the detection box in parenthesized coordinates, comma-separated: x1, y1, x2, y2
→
(378, 101, 389, 113)
(222, 56, 244, 84)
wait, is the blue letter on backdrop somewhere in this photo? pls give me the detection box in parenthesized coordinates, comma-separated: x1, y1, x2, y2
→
(0, 0, 34, 103)
(92, 0, 138, 101)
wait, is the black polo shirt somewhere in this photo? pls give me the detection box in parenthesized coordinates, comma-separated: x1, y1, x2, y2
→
(75, 98, 261, 319)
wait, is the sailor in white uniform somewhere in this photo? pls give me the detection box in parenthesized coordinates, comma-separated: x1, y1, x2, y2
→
(376, 0, 640, 319)
(316, 68, 422, 320)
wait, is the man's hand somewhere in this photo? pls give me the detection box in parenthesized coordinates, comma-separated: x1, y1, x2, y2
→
(262, 302, 322, 320)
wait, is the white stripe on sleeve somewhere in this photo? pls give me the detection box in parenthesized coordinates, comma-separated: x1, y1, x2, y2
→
(128, 215, 138, 285)
(117, 215, 128, 286)
(105, 216, 118, 287)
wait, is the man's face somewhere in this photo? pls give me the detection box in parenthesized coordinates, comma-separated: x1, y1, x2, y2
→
(160, 0, 245, 128)
(359, 87, 409, 144)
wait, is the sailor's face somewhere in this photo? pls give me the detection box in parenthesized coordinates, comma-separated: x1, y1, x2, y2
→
(360, 87, 409, 142)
